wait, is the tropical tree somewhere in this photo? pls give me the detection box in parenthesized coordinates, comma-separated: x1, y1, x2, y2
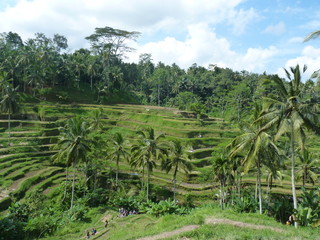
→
(162, 140, 193, 201)
(229, 128, 280, 214)
(212, 154, 230, 210)
(85, 26, 140, 92)
(89, 108, 104, 131)
(108, 132, 130, 186)
(257, 65, 320, 226)
(0, 82, 20, 146)
(296, 149, 319, 187)
(130, 148, 147, 193)
(264, 167, 283, 193)
(52, 116, 92, 209)
(130, 128, 168, 200)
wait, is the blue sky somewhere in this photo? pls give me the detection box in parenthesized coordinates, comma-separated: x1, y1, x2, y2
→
(0, 0, 320, 78)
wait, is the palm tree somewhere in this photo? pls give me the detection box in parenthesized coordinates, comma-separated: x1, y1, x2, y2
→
(257, 65, 320, 226)
(87, 58, 96, 90)
(264, 167, 283, 193)
(296, 149, 318, 187)
(89, 108, 104, 131)
(108, 132, 130, 186)
(52, 116, 92, 209)
(212, 155, 230, 210)
(162, 140, 193, 201)
(130, 127, 168, 200)
(0, 83, 20, 146)
(130, 149, 147, 192)
(229, 128, 280, 214)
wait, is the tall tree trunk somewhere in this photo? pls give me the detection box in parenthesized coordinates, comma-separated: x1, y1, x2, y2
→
(255, 174, 258, 200)
(220, 179, 225, 210)
(62, 167, 69, 202)
(93, 168, 97, 191)
(303, 168, 306, 187)
(90, 76, 93, 90)
(71, 160, 76, 209)
(257, 157, 262, 214)
(173, 166, 178, 202)
(173, 178, 176, 202)
(141, 164, 145, 191)
(237, 170, 241, 197)
(8, 113, 11, 146)
(237, 97, 241, 123)
(290, 121, 298, 228)
(147, 167, 150, 201)
(239, 172, 242, 198)
(157, 84, 160, 106)
(116, 156, 119, 186)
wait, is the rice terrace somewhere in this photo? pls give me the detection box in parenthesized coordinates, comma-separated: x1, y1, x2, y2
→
(1, 1, 320, 240)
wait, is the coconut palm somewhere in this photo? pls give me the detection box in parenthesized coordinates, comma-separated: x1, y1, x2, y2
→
(0, 83, 20, 146)
(212, 154, 230, 210)
(108, 132, 130, 186)
(130, 149, 147, 192)
(296, 149, 319, 187)
(162, 140, 193, 201)
(87, 58, 97, 90)
(130, 127, 168, 200)
(264, 167, 283, 193)
(89, 108, 104, 131)
(257, 65, 320, 226)
(52, 116, 92, 209)
(229, 127, 280, 214)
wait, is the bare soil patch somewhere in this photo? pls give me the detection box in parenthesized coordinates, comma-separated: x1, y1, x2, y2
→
(205, 218, 284, 233)
(136, 225, 199, 240)
(135, 217, 285, 240)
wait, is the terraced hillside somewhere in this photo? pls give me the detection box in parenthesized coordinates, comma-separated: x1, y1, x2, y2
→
(0, 103, 239, 208)
(0, 103, 318, 211)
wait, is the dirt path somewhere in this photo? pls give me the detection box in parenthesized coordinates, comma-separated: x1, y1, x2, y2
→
(136, 225, 199, 240)
(135, 217, 285, 240)
(205, 218, 284, 233)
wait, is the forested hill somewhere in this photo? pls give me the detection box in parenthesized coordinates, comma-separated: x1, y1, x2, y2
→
(2, 28, 319, 122)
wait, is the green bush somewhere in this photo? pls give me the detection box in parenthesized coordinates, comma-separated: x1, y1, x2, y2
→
(232, 191, 258, 213)
(139, 200, 190, 217)
(266, 193, 292, 223)
(294, 187, 320, 226)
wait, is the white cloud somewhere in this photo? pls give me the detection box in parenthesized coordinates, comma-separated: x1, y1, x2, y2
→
(264, 22, 286, 35)
(128, 23, 278, 72)
(277, 45, 320, 80)
(227, 8, 259, 35)
(0, 0, 269, 72)
(0, 0, 256, 47)
(288, 37, 303, 44)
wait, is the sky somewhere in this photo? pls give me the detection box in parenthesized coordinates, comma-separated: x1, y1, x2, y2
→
(1, 0, 320, 78)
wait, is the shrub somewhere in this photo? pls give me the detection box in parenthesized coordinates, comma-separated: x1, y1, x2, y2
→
(294, 187, 320, 226)
(139, 200, 190, 217)
(232, 190, 258, 213)
(266, 193, 292, 223)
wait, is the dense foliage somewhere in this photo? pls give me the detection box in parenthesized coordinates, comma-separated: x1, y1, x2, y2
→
(0, 26, 320, 239)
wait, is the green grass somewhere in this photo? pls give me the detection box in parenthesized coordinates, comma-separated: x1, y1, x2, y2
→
(12, 167, 64, 200)
(41, 205, 320, 240)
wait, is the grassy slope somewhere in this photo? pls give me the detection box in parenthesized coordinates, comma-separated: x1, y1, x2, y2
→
(1, 101, 319, 211)
(43, 205, 320, 240)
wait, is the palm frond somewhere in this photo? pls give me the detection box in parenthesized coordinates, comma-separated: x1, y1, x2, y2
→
(304, 30, 320, 42)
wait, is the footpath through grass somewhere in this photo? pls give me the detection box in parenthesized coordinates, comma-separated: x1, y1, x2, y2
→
(43, 204, 320, 240)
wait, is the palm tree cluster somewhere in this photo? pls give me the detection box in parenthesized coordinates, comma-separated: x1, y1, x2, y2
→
(226, 64, 320, 227)
(52, 113, 193, 208)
